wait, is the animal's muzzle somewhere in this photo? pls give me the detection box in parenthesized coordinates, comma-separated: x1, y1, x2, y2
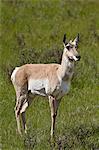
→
(76, 55, 81, 61)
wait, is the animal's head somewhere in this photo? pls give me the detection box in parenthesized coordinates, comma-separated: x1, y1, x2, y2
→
(63, 34, 81, 61)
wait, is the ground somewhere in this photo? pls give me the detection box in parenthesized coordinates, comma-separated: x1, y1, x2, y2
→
(0, 0, 99, 149)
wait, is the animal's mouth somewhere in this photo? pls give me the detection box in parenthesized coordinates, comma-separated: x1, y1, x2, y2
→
(69, 55, 81, 61)
(75, 55, 81, 61)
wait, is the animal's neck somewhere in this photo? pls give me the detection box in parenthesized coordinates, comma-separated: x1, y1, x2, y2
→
(58, 52, 74, 81)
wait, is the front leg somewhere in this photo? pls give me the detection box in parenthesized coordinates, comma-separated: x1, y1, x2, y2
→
(49, 96, 60, 138)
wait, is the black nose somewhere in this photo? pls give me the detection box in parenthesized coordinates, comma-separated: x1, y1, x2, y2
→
(76, 55, 81, 61)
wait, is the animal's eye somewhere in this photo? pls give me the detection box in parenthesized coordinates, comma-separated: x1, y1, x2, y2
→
(66, 45, 72, 50)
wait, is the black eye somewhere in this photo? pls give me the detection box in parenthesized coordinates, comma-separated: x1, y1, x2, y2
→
(66, 45, 72, 50)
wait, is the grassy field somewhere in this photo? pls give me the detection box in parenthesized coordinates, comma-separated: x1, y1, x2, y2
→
(0, 0, 99, 149)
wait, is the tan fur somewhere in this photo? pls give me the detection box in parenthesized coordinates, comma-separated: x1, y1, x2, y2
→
(15, 64, 60, 87)
(11, 34, 80, 138)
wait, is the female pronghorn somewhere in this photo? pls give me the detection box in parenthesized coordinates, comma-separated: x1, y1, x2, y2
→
(11, 34, 81, 138)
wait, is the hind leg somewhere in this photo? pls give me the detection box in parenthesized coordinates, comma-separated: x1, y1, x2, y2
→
(21, 112, 27, 134)
(15, 94, 27, 135)
(20, 100, 28, 134)
(15, 110, 21, 135)
(15, 109, 21, 135)
(14, 96, 21, 134)
(20, 92, 35, 133)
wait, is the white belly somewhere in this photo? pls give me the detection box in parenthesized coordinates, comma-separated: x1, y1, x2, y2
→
(28, 78, 49, 96)
(28, 78, 70, 99)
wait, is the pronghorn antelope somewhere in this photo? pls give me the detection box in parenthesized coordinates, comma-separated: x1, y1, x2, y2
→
(11, 34, 81, 138)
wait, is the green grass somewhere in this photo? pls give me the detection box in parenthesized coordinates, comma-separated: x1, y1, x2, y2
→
(0, 0, 99, 149)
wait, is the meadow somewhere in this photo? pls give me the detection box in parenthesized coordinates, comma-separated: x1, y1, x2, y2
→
(0, 0, 99, 149)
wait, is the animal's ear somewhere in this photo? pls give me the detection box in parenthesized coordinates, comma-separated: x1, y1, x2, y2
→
(63, 34, 66, 45)
(73, 33, 79, 47)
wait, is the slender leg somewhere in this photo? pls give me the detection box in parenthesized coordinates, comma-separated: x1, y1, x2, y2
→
(20, 100, 29, 133)
(15, 109, 22, 135)
(20, 94, 34, 134)
(15, 94, 27, 135)
(49, 96, 60, 138)
(21, 112, 27, 134)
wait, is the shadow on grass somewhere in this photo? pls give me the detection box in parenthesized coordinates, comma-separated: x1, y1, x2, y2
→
(23, 128, 50, 150)
(24, 129, 37, 149)
(22, 124, 99, 150)
(56, 124, 99, 150)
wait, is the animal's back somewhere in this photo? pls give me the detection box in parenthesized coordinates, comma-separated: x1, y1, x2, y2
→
(11, 64, 60, 87)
